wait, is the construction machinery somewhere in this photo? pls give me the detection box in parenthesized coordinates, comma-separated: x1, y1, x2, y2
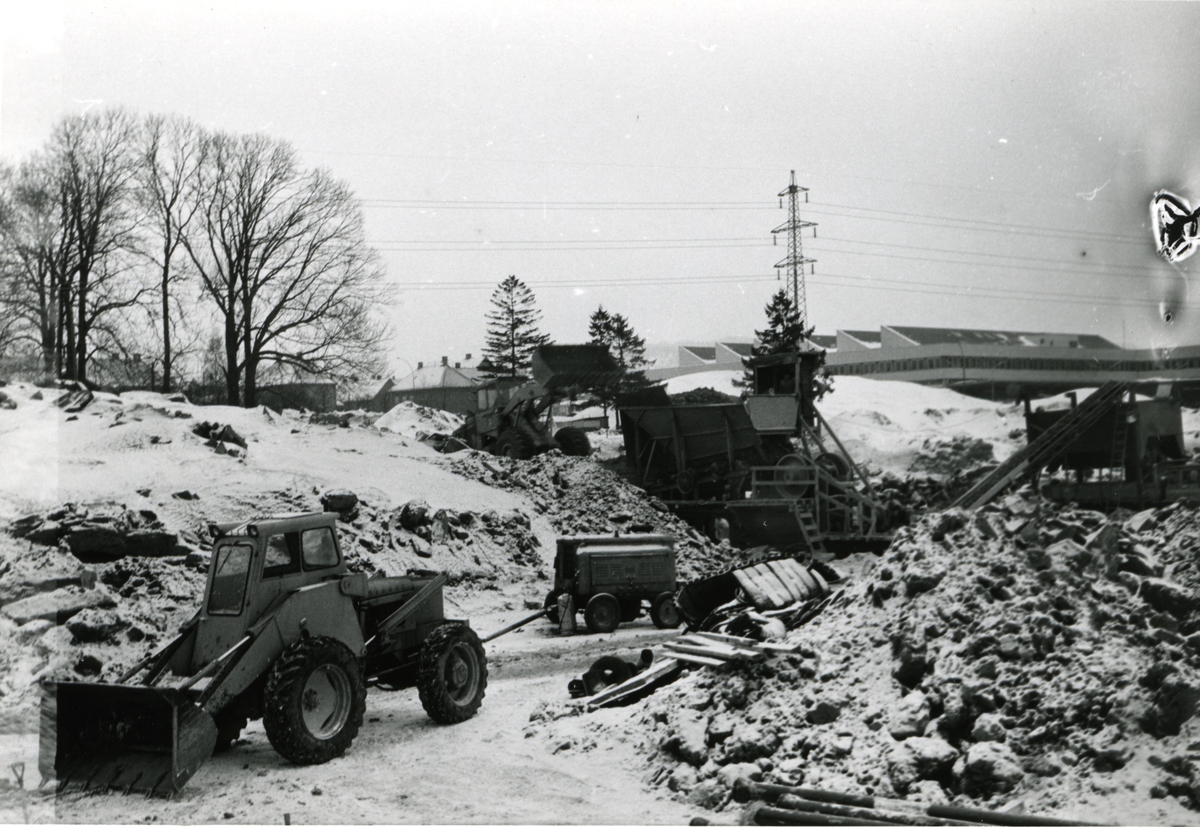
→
(954, 381, 1196, 510)
(40, 512, 487, 797)
(617, 344, 891, 556)
(543, 534, 681, 633)
(454, 345, 622, 460)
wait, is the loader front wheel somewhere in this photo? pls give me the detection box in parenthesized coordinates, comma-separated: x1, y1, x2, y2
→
(493, 431, 535, 460)
(418, 623, 488, 724)
(554, 427, 591, 457)
(263, 636, 366, 765)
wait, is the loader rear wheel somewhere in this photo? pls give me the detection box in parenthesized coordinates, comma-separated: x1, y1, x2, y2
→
(493, 431, 535, 460)
(418, 623, 488, 724)
(544, 591, 561, 624)
(554, 427, 591, 457)
(263, 636, 365, 765)
(585, 593, 621, 634)
(651, 592, 682, 629)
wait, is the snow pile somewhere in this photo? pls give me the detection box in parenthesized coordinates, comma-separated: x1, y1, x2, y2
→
(631, 493, 1200, 824)
(375, 400, 463, 439)
(818, 377, 1023, 479)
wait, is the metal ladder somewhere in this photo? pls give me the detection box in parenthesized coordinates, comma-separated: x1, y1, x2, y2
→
(950, 381, 1129, 510)
(793, 503, 829, 559)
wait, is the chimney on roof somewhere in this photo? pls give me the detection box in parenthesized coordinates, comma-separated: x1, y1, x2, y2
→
(417, 361, 423, 369)
(441, 356, 448, 366)
(455, 362, 461, 369)
(465, 353, 472, 360)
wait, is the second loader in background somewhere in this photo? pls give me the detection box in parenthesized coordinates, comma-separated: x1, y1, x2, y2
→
(454, 345, 622, 460)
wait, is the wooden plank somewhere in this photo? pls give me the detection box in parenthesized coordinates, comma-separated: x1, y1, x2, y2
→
(694, 631, 762, 649)
(665, 651, 726, 668)
(665, 642, 764, 662)
(674, 636, 747, 656)
(756, 641, 804, 654)
(586, 658, 682, 708)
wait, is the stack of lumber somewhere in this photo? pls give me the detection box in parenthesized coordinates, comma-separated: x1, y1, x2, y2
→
(663, 632, 802, 668)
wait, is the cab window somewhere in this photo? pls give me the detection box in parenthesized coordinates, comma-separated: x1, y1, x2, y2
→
(208, 543, 252, 615)
(263, 533, 302, 578)
(302, 527, 339, 570)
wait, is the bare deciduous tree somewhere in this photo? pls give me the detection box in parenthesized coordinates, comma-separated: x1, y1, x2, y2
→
(139, 114, 207, 392)
(47, 108, 144, 383)
(182, 132, 389, 406)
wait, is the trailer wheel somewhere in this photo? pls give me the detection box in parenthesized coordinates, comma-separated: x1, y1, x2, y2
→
(418, 623, 488, 724)
(585, 593, 621, 633)
(262, 636, 366, 765)
(651, 592, 682, 629)
(494, 431, 534, 460)
(543, 590, 561, 624)
(554, 427, 591, 457)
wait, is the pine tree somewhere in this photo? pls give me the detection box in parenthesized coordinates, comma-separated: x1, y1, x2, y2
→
(483, 275, 551, 378)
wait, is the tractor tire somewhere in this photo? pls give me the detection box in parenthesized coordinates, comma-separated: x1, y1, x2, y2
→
(262, 635, 366, 765)
(493, 430, 535, 460)
(651, 592, 682, 629)
(554, 427, 592, 457)
(543, 590, 561, 624)
(583, 656, 633, 694)
(212, 709, 248, 753)
(418, 623, 488, 724)
(585, 593, 621, 634)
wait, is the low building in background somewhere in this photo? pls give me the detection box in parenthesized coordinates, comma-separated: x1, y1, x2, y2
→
(257, 382, 338, 412)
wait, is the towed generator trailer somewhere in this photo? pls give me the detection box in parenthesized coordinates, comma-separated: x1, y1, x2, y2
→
(39, 511, 487, 797)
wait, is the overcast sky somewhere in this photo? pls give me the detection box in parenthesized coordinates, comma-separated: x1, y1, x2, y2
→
(3, 1, 1199, 372)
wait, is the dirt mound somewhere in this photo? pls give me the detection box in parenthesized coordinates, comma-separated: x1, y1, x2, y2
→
(908, 434, 996, 476)
(442, 450, 748, 581)
(628, 493, 1200, 823)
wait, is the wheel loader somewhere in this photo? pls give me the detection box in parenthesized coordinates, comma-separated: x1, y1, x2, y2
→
(453, 344, 623, 460)
(39, 512, 487, 797)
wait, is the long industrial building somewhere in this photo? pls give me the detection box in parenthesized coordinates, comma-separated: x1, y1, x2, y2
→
(821, 325, 1200, 400)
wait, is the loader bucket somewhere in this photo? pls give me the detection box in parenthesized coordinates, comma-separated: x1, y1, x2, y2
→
(39, 681, 217, 797)
(530, 345, 623, 390)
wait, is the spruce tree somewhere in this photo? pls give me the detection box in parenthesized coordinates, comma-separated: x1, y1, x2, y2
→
(738, 288, 807, 389)
(588, 305, 652, 412)
(483, 275, 551, 378)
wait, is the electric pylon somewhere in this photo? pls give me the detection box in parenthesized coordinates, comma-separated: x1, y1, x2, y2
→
(771, 171, 818, 328)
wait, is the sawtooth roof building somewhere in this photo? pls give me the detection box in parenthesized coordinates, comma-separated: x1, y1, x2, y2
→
(822, 325, 1200, 400)
(643, 327, 1200, 401)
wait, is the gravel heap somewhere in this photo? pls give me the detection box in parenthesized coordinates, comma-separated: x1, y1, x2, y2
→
(627, 490, 1200, 819)
(442, 449, 752, 582)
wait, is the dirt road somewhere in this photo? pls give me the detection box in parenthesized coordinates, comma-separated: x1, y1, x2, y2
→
(10, 620, 700, 825)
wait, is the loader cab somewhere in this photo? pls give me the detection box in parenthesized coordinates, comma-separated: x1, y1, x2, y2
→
(194, 513, 347, 671)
